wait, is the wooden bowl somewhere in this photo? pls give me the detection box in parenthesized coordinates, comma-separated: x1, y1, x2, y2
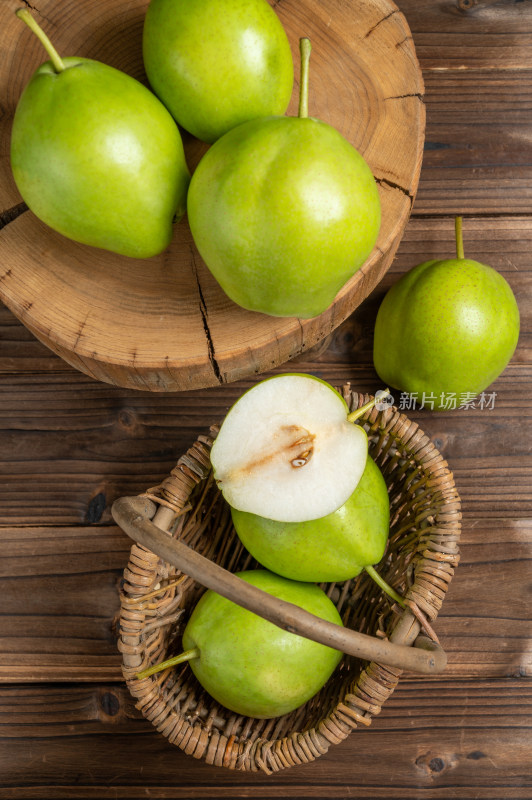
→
(0, 0, 425, 392)
(114, 390, 461, 772)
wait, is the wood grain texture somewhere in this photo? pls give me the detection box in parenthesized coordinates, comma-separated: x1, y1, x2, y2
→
(1, 214, 529, 526)
(0, 518, 529, 682)
(0, 366, 529, 523)
(417, 70, 532, 214)
(3, 39, 532, 383)
(400, 0, 532, 70)
(0, 0, 531, 794)
(2, 215, 529, 372)
(0, 0, 424, 391)
(0, 679, 530, 798)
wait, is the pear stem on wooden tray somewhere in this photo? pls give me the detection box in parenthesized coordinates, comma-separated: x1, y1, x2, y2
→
(136, 647, 200, 680)
(298, 37, 312, 119)
(16, 8, 66, 73)
(455, 215, 465, 259)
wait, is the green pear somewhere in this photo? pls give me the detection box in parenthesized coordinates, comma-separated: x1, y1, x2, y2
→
(373, 218, 520, 410)
(10, 10, 190, 258)
(139, 570, 343, 719)
(187, 38, 381, 318)
(142, 0, 293, 143)
(231, 456, 390, 583)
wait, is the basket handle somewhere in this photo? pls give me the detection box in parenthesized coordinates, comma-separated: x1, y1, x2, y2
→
(112, 494, 447, 675)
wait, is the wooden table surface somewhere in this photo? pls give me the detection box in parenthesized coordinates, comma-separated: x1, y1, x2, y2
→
(1, 0, 531, 797)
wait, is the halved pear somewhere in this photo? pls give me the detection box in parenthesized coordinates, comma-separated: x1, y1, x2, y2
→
(210, 374, 370, 522)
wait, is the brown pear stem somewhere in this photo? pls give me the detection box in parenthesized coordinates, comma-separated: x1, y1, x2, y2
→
(16, 8, 65, 73)
(136, 647, 200, 680)
(455, 216, 465, 259)
(298, 38, 311, 118)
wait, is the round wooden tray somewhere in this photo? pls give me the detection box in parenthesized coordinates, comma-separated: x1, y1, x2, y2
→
(0, 0, 425, 392)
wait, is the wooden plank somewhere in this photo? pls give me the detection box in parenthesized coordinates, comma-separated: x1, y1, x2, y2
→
(0, 526, 128, 682)
(0, 306, 70, 373)
(0, 4, 529, 795)
(0, 366, 530, 523)
(397, 0, 532, 70)
(0, 519, 529, 682)
(417, 71, 532, 214)
(432, 518, 532, 678)
(1, 218, 529, 525)
(0, 370, 529, 521)
(0, 679, 529, 797)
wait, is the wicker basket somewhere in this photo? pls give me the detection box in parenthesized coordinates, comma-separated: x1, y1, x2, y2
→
(113, 387, 461, 773)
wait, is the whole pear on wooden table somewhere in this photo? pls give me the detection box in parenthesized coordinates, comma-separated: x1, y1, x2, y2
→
(373, 218, 520, 410)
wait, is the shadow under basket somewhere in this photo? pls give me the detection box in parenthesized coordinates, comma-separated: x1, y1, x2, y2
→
(113, 387, 461, 773)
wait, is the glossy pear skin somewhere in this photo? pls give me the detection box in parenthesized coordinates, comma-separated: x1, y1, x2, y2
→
(11, 58, 190, 258)
(187, 116, 381, 318)
(231, 456, 389, 583)
(182, 570, 343, 718)
(373, 258, 520, 409)
(143, 0, 294, 143)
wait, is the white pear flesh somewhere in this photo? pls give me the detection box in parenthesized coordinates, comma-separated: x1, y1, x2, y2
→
(210, 375, 368, 522)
